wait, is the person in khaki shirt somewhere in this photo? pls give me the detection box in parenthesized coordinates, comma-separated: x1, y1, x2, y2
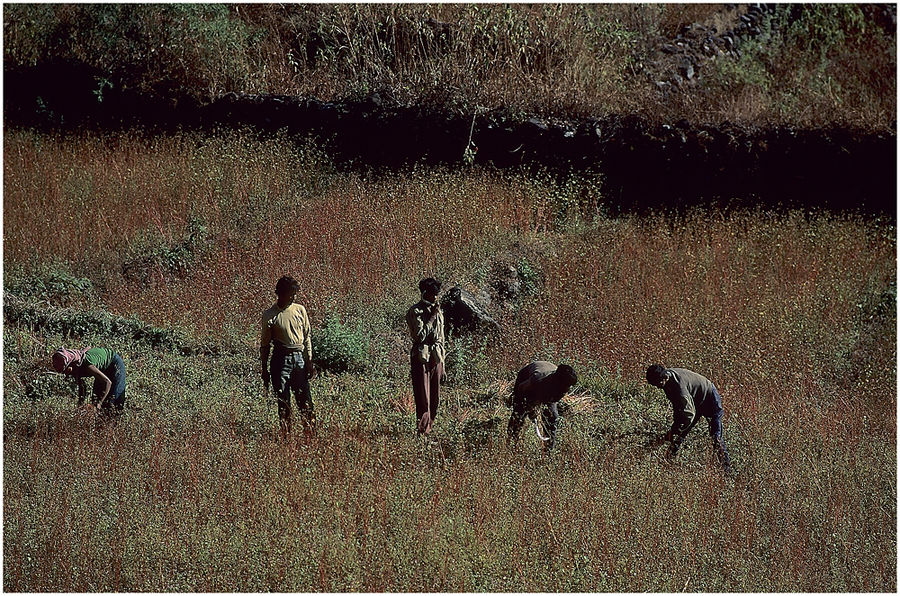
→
(646, 364, 732, 473)
(260, 276, 316, 435)
(406, 277, 446, 435)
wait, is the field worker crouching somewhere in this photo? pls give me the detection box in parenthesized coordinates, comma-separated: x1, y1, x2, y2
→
(52, 346, 126, 413)
(646, 364, 732, 474)
(507, 361, 578, 450)
(260, 275, 316, 436)
(406, 277, 446, 436)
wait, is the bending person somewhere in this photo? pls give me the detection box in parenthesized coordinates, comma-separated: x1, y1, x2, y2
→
(52, 346, 126, 412)
(507, 361, 577, 450)
(646, 364, 732, 473)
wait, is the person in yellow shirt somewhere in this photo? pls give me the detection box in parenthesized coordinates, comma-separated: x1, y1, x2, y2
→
(260, 276, 316, 435)
(406, 277, 446, 435)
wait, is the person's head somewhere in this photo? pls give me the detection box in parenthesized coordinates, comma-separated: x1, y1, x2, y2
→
(52, 347, 83, 375)
(418, 277, 441, 302)
(646, 364, 670, 388)
(275, 276, 300, 302)
(555, 364, 578, 390)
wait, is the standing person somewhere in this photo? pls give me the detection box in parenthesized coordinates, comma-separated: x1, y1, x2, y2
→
(406, 277, 446, 435)
(260, 275, 316, 436)
(507, 361, 578, 450)
(52, 346, 127, 412)
(646, 364, 733, 473)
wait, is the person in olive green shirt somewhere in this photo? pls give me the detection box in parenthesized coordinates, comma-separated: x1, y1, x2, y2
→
(260, 275, 316, 435)
(646, 364, 732, 473)
(406, 277, 446, 435)
(507, 361, 578, 450)
(52, 346, 126, 412)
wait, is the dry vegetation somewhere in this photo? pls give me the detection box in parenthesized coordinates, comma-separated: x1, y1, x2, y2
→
(3, 129, 895, 591)
(3, 3, 896, 129)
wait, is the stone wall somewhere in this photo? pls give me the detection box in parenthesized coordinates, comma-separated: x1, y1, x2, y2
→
(4, 69, 895, 214)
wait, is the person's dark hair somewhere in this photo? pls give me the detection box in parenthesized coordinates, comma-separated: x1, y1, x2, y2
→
(418, 277, 441, 295)
(275, 275, 300, 296)
(646, 364, 668, 385)
(556, 364, 578, 387)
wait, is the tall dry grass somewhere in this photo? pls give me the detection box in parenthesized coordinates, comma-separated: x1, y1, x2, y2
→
(4, 4, 895, 129)
(4, 129, 552, 336)
(3, 129, 896, 591)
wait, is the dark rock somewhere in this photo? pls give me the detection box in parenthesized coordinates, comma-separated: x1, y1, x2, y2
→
(661, 44, 679, 54)
(441, 287, 499, 336)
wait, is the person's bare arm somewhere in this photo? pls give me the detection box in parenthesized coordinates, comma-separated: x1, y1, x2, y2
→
(86, 364, 112, 408)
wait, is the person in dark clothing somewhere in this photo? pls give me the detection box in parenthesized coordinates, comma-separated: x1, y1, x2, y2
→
(406, 277, 446, 435)
(507, 361, 578, 450)
(646, 364, 732, 473)
(52, 346, 126, 412)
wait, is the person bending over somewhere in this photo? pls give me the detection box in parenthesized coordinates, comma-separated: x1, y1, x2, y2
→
(507, 361, 578, 450)
(646, 364, 732, 473)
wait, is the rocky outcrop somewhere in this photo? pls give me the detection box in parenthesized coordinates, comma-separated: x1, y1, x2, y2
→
(441, 287, 500, 337)
(649, 4, 779, 93)
(648, 4, 896, 94)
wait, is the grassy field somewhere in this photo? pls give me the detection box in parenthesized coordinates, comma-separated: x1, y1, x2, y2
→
(3, 129, 896, 591)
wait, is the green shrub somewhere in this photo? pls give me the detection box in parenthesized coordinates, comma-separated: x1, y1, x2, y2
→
(444, 335, 491, 386)
(4, 294, 198, 355)
(312, 313, 371, 373)
(516, 256, 542, 297)
(122, 218, 209, 284)
(4, 263, 95, 305)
